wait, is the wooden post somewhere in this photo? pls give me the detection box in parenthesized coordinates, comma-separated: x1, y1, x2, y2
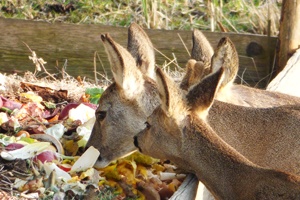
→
(276, 0, 300, 75)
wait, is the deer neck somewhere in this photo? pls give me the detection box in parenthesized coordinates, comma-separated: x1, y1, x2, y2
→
(182, 114, 262, 199)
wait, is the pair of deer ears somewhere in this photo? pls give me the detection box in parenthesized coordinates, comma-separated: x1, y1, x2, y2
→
(100, 23, 155, 98)
(156, 66, 224, 119)
(102, 23, 225, 118)
(188, 29, 239, 90)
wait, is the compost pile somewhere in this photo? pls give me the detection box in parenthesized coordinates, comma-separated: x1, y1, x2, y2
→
(0, 72, 185, 200)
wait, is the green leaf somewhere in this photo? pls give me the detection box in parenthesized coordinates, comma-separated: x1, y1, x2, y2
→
(85, 88, 104, 104)
(43, 101, 56, 109)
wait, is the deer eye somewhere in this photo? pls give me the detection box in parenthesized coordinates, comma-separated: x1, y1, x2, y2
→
(97, 111, 106, 121)
(145, 121, 151, 130)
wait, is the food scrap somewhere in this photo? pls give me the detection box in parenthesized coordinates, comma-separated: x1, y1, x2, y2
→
(0, 73, 186, 199)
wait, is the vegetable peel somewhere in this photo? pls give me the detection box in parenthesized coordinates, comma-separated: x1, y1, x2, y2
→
(70, 146, 100, 172)
(1, 142, 50, 161)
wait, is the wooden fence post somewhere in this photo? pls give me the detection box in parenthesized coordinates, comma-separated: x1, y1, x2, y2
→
(276, 0, 300, 76)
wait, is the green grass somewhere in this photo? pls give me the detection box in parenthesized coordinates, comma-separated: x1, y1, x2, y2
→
(0, 0, 281, 36)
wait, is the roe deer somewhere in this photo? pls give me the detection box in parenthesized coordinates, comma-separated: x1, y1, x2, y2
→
(86, 25, 300, 199)
(134, 67, 300, 200)
(87, 24, 300, 175)
(86, 23, 160, 168)
(180, 30, 300, 107)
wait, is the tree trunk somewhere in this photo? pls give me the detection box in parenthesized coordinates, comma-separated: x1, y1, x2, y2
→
(276, 0, 300, 75)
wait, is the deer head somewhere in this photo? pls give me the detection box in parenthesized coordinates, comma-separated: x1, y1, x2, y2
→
(181, 30, 300, 108)
(134, 65, 224, 169)
(85, 23, 160, 168)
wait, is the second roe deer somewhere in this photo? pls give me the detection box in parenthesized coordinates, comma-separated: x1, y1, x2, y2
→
(180, 29, 300, 107)
(178, 30, 300, 175)
(134, 67, 300, 200)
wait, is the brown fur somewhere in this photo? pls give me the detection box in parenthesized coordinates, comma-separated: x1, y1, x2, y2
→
(181, 30, 300, 108)
(183, 30, 300, 199)
(191, 29, 214, 63)
(181, 30, 300, 175)
(87, 24, 300, 178)
(180, 60, 210, 90)
(127, 23, 155, 79)
(135, 67, 300, 200)
(180, 29, 213, 91)
(207, 101, 300, 175)
(211, 37, 239, 88)
(187, 67, 224, 116)
(86, 24, 160, 168)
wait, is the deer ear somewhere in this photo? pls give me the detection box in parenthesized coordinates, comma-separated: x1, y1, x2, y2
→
(180, 59, 207, 91)
(156, 68, 187, 119)
(155, 67, 170, 112)
(101, 33, 144, 98)
(211, 37, 239, 89)
(191, 29, 214, 63)
(127, 23, 156, 80)
(187, 67, 224, 119)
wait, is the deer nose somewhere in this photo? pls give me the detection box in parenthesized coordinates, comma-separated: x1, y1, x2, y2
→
(133, 136, 142, 153)
(133, 136, 138, 147)
(97, 155, 103, 162)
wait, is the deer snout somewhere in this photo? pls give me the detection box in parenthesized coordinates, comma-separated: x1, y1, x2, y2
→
(133, 135, 142, 153)
(94, 155, 111, 168)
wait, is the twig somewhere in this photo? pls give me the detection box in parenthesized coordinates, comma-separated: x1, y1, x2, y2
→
(94, 51, 97, 84)
(96, 72, 112, 84)
(177, 33, 190, 57)
(96, 52, 108, 78)
(22, 42, 56, 81)
(62, 59, 69, 79)
(154, 47, 181, 68)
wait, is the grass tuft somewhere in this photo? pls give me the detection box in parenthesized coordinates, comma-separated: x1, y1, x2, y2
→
(0, 0, 281, 35)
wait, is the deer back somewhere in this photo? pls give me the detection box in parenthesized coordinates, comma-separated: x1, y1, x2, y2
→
(187, 62, 300, 175)
(207, 100, 300, 175)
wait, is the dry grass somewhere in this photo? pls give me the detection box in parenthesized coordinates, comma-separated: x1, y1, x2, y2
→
(0, 0, 282, 36)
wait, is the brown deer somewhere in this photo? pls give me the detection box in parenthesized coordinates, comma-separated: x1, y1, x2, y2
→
(180, 30, 300, 107)
(86, 24, 300, 199)
(87, 24, 300, 175)
(134, 67, 300, 200)
(86, 23, 161, 168)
